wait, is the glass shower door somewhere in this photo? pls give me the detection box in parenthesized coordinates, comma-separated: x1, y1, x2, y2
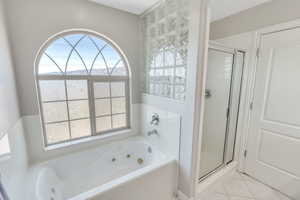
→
(199, 47, 234, 179)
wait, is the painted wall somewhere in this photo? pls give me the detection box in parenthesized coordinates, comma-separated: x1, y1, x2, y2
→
(3, 0, 142, 116)
(0, 0, 19, 136)
(210, 0, 300, 39)
(0, 1, 28, 199)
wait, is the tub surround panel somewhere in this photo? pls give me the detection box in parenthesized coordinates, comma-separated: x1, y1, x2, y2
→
(0, 119, 28, 200)
(141, 104, 181, 161)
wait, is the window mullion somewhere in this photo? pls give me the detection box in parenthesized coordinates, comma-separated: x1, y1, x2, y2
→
(88, 79, 97, 136)
(64, 80, 72, 140)
(109, 81, 113, 129)
(125, 79, 130, 129)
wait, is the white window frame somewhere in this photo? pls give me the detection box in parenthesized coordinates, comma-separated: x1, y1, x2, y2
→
(35, 30, 131, 147)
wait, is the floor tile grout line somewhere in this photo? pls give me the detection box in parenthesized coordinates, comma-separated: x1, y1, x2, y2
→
(239, 172, 290, 200)
(198, 170, 293, 200)
(225, 171, 256, 199)
(238, 172, 294, 200)
(215, 172, 255, 200)
(238, 172, 258, 200)
(228, 195, 256, 200)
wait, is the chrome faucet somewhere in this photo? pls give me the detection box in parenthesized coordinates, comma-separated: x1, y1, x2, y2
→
(150, 113, 160, 126)
(147, 129, 158, 136)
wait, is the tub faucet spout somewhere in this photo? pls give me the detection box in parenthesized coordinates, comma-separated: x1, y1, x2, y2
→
(147, 129, 158, 136)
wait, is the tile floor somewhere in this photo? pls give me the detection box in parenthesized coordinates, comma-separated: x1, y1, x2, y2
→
(197, 171, 292, 200)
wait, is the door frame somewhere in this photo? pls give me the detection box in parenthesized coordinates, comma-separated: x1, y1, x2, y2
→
(198, 42, 236, 182)
(240, 18, 300, 173)
(201, 42, 247, 178)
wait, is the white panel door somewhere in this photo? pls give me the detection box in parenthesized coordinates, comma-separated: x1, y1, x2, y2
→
(246, 27, 300, 199)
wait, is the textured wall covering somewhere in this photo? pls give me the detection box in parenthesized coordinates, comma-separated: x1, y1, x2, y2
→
(142, 0, 189, 101)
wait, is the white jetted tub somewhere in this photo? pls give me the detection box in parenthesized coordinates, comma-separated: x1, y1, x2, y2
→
(27, 137, 177, 200)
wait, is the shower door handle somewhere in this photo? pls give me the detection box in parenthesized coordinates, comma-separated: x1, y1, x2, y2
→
(205, 89, 212, 98)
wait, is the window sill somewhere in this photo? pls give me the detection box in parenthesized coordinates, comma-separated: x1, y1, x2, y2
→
(44, 129, 134, 151)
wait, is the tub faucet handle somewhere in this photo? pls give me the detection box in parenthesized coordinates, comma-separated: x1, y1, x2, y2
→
(150, 113, 160, 126)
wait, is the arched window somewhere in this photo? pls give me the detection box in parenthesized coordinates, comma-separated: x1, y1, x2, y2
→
(36, 30, 130, 146)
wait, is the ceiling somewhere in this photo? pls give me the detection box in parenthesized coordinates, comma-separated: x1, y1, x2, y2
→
(89, 0, 160, 15)
(89, 0, 272, 18)
(210, 0, 272, 22)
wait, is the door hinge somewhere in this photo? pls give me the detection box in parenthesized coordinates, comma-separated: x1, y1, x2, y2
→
(256, 48, 260, 58)
(173, 192, 179, 199)
(250, 102, 253, 110)
(244, 150, 247, 158)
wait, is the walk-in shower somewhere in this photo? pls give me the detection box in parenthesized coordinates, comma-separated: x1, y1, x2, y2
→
(199, 42, 245, 180)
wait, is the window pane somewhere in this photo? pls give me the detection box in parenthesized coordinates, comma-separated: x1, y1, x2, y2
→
(70, 119, 91, 139)
(112, 97, 126, 114)
(75, 36, 98, 72)
(92, 56, 108, 75)
(42, 102, 68, 123)
(39, 80, 66, 102)
(111, 82, 125, 97)
(38, 54, 62, 75)
(68, 100, 90, 120)
(111, 60, 127, 76)
(112, 114, 127, 129)
(95, 99, 111, 116)
(66, 52, 87, 75)
(45, 38, 71, 72)
(101, 44, 121, 72)
(96, 116, 112, 132)
(46, 122, 70, 144)
(67, 80, 88, 100)
(94, 82, 110, 98)
(64, 34, 85, 46)
(89, 35, 107, 49)
(0, 135, 10, 155)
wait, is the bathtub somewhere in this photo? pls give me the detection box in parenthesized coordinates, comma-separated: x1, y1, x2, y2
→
(27, 136, 177, 200)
